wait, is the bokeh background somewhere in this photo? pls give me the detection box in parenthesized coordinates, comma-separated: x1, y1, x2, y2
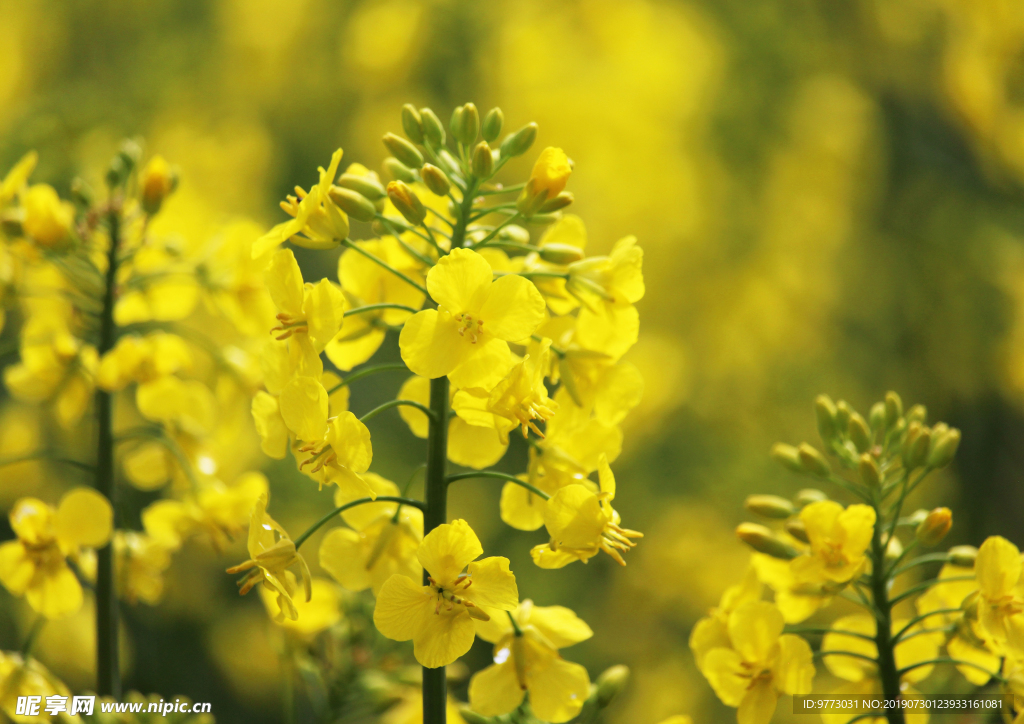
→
(1, 0, 1024, 722)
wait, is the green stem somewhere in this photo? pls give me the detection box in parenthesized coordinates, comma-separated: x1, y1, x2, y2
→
(896, 658, 1003, 683)
(344, 303, 419, 318)
(0, 452, 93, 472)
(342, 239, 428, 294)
(468, 212, 521, 249)
(892, 608, 962, 642)
(887, 576, 976, 607)
(292, 495, 425, 550)
(360, 398, 435, 424)
(784, 626, 876, 642)
(95, 199, 122, 697)
(423, 376, 450, 724)
(869, 495, 904, 724)
(889, 552, 949, 578)
(446, 471, 551, 500)
(326, 362, 409, 395)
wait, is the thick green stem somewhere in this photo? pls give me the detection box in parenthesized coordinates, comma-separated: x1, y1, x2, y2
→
(869, 498, 904, 724)
(95, 201, 122, 697)
(423, 376, 450, 724)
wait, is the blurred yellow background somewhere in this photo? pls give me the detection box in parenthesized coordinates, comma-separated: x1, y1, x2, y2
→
(2, 0, 1024, 722)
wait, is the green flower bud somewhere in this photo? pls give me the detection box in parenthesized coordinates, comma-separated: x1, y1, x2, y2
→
(885, 391, 904, 428)
(902, 422, 931, 470)
(450, 106, 464, 142)
(496, 224, 530, 244)
(118, 139, 142, 173)
(336, 173, 386, 201)
(471, 141, 493, 178)
(539, 243, 584, 265)
(794, 488, 828, 507)
(948, 545, 978, 567)
(815, 394, 839, 445)
(770, 443, 803, 473)
(386, 181, 426, 226)
(383, 157, 416, 183)
(500, 122, 538, 158)
(916, 507, 952, 546)
(798, 442, 831, 478)
(858, 453, 881, 487)
(524, 211, 561, 225)
(785, 518, 810, 543)
(736, 523, 800, 559)
(928, 428, 960, 469)
(906, 404, 927, 424)
(371, 219, 388, 237)
(452, 103, 479, 145)
(482, 107, 504, 142)
(848, 413, 872, 453)
(328, 186, 376, 222)
(595, 665, 630, 708)
(420, 164, 451, 196)
(835, 400, 851, 433)
(383, 132, 424, 169)
(540, 191, 574, 213)
(744, 494, 796, 519)
(420, 107, 445, 147)
(401, 104, 424, 144)
(458, 709, 491, 724)
(869, 402, 886, 434)
(906, 508, 929, 527)
(885, 534, 904, 561)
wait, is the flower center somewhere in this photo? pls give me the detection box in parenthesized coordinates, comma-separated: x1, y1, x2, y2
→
(820, 541, 847, 567)
(455, 313, 484, 343)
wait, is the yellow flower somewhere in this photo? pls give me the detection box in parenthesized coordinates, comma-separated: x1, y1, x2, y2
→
(567, 236, 644, 359)
(699, 601, 814, 724)
(293, 411, 374, 497)
(373, 519, 518, 668)
(523, 215, 587, 316)
(135, 375, 217, 438)
(319, 473, 423, 594)
(452, 342, 557, 445)
(791, 500, 875, 584)
(253, 148, 348, 257)
(96, 332, 193, 391)
(399, 248, 545, 389)
(530, 455, 642, 568)
(260, 576, 342, 637)
(0, 488, 113, 618)
(325, 237, 426, 371)
(689, 567, 763, 670)
(226, 494, 311, 622)
(114, 531, 173, 605)
(468, 599, 592, 723)
(517, 147, 573, 216)
(0, 651, 77, 723)
(267, 248, 347, 353)
(21, 184, 74, 247)
(139, 154, 176, 214)
(974, 535, 1024, 656)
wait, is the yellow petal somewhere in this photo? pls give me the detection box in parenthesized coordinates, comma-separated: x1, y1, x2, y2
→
(465, 557, 518, 611)
(478, 274, 546, 341)
(592, 362, 644, 426)
(0, 541, 34, 594)
(279, 376, 329, 442)
(597, 455, 616, 500)
(822, 615, 876, 682)
(499, 481, 546, 532)
(374, 574, 433, 642)
(947, 634, 1000, 686)
(689, 616, 730, 672)
(838, 504, 876, 560)
(334, 473, 400, 529)
(447, 417, 508, 469)
(738, 678, 778, 724)
(448, 337, 513, 390)
(303, 279, 347, 352)
(543, 485, 605, 549)
(417, 519, 483, 586)
(527, 604, 593, 649)
(426, 247, 493, 314)
(728, 601, 784, 664)
(773, 634, 815, 695)
(527, 656, 590, 723)
(468, 661, 524, 718)
(399, 309, 468, 380)
(252, 391, 290, 459)
(122, 441, 172, 490)
(267, 248, 305, 316)
(800, 500, 844, 543)
(324, 324, 387, 371)
(54, 487, 113, 549)
(701, 647, 747, 707)
(325, 411, 373, 473)
(575, 303, 639, 360)
(9, 498, 53, 544)
(27, 564, 83, 619)
(413, 607, 476, 668)
(397, 375, 432, 438)
(976, 536, 1022, 599)
(320, 527, 373, 592)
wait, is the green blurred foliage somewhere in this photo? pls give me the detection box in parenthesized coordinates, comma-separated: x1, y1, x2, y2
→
(2, 0, 1024, 722)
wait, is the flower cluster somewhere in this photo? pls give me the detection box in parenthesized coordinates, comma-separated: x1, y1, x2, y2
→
(694, 391, 1024, 724)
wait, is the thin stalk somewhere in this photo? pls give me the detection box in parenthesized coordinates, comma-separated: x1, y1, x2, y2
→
(889, 552, 950, 578)
(95, 199, 122, 697)
(446, 471, 550, 500)
(0, 452, 93, 472)
(888, 576, 976, 607)
(478, 182, 526, 196)
(342, 239, 428, 294)
(360, 398, 435, 424)
(784, 626, 876, 642)
(469, 212, 521, 249)
(892, 608, 962, 643)
(293, 495, 425, 550)
(869, 494, 904, 724)
(423, 376, 450, 724)
(344, 303, 418, 318)
(813, 650, 879, 665)
(897, 658, 1003, 683)
(326, 362, 409, 395)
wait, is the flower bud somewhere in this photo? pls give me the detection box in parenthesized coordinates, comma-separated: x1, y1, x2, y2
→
(814, 394, 839, 445)
(387, 181, 426, 226)
(22, 184, 74, 247)
(948, 545, 978, 567)
(859, 453, 881, 487)
(420, 164, 451, 196)
(371, 219, 388, 237)
(525, 211, 562, 225)
(835, 400, 851, 433)
(907, 509, 929, 527)
(383, 158, 416, 183)
(420, 107, 445, 147)
(451, 103, 479, 145)
(458, 709, 491, 724)
(885, 391, 903, 428)
(886, 534, 904, 561)
(401, 103, 424, 144)
(736, 523, 800, 559)
(906, 404, 927, 424)
(540, 191, 574, 213)
(869, 402, 885, 433)
(329, 186, 376, 222)
(798, 443, 831, 478)
(794, 488, 828, 507)
(518, 147, 573, 217)
(539, 243, 585, 265)
(928, 427, 960, 469)
(500, 122, 538, 158)
(139, 155, 176, 214)
(337, 173, 386, 201)
(595, 665, 630, 707)
(770, 443, 803, 472)
(471, 141, 494, 178)
(916, 507, 952, 546)
(497, 224, 531, 244)
(848, 413, 872, 453)
(902, 422, 931, 470)
(744, 494, 795, 519)
(785, 518, 809, 543)
(383, 132, 424, 169)
(482, 107, 504, 142)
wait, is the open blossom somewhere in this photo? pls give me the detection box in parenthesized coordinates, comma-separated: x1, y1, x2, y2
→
(974, 535, 1024, 656)
(530, 455, 642, 568)
(469, 599, 592, 723)
(373, 519, 518, 668)
(399, 247, 545, 389)
(0, 488, 113, 618)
